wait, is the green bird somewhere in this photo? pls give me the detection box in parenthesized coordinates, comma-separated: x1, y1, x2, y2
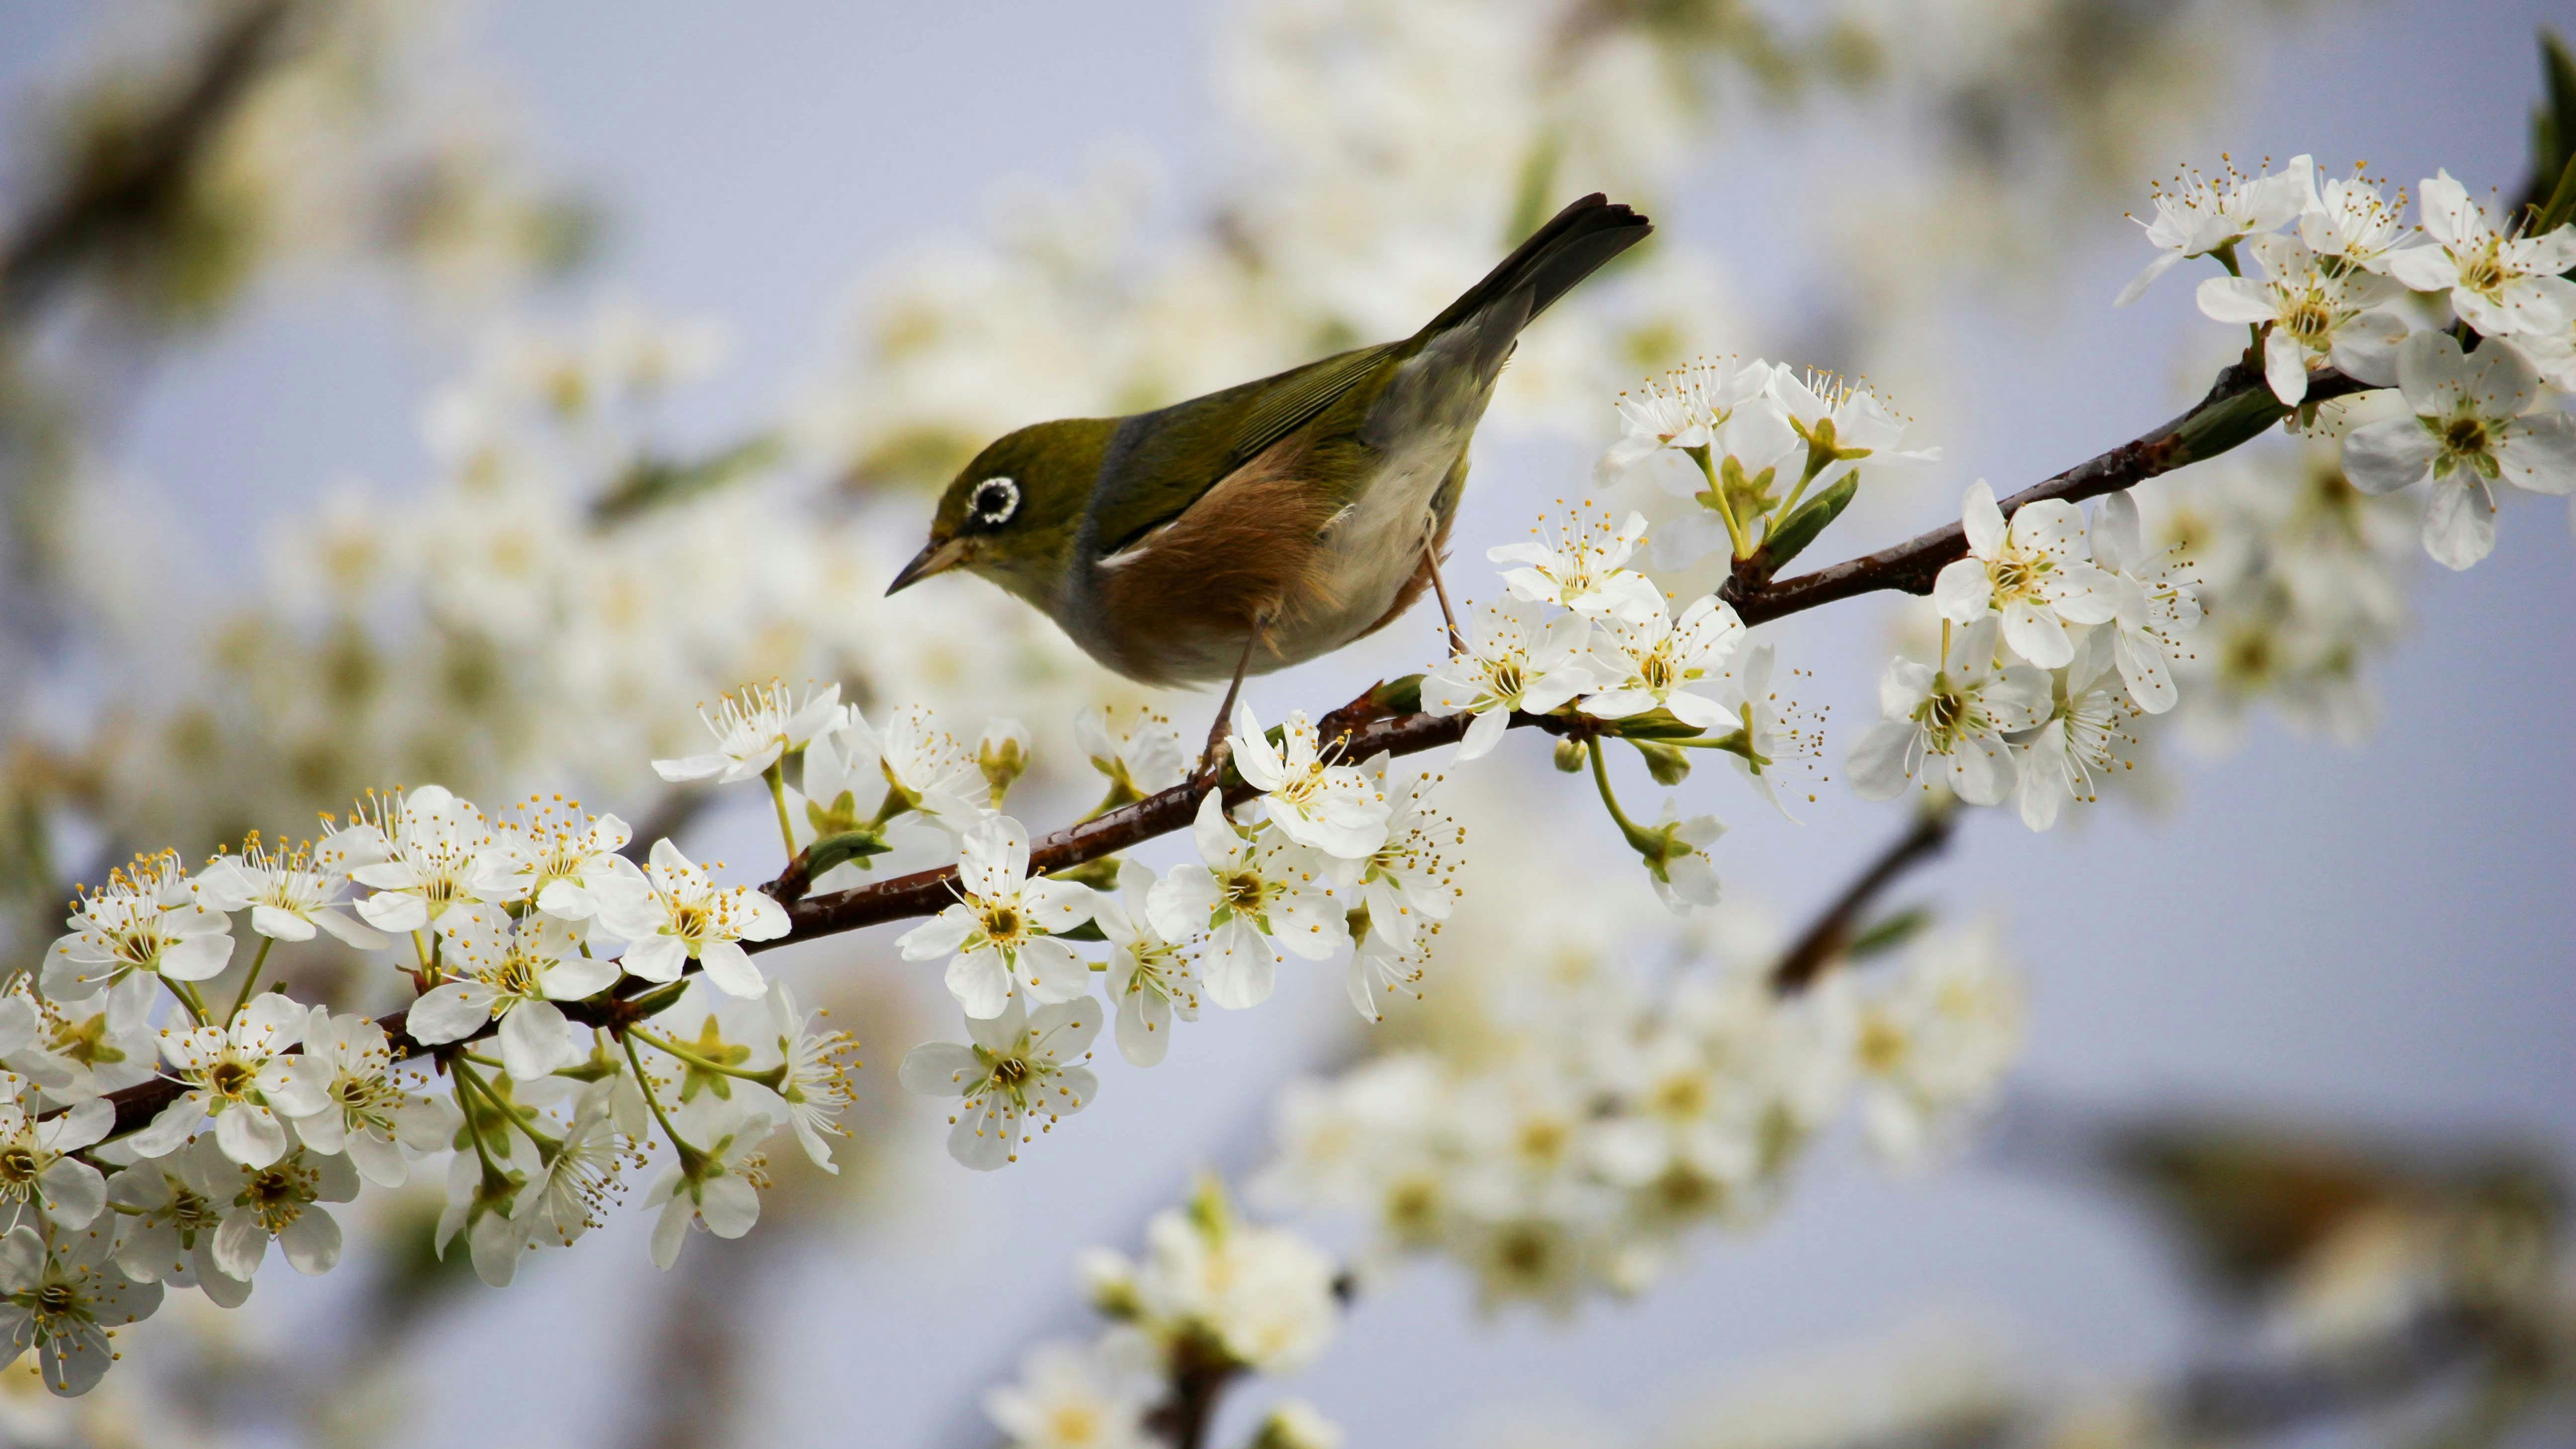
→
(887, 193, 1651, 724)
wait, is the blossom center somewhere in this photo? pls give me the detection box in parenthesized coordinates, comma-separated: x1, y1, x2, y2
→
(33, 1283, 79, 1319)
(2459, 244, 2506, 297)
(0, 1146, 35, 1185)
(2281, 292, 2333, 344)
(2442, 414, 2492, 461)
(207, 1059, 256, 1100)
(980, 903, 1025, 943)
(991, 1056, 1030, 1087)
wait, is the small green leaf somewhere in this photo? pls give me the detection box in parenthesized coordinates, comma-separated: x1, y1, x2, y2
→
(804, 829, 892, 879)
(1607, 708, 1704, 740)
(1056, 920, 1108, 944)
(1046, 856, 1123, 892)
(1763, 473, 1859, 568)
(2174, 385, 2291, 465)
(1368, 673, 1425, 716)
(1846, 906, 1932, 961)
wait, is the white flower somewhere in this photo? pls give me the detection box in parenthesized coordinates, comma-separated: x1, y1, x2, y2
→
(349, 787, 509, 943)
(984, 1340, 1156, 1449)
(2385, 172, 2576, 339)
(512, 1082, 631, 1250)
(1851, 922, 2024, 1168)
(1589, 1026, 1757, 1198)
(644, 1097, 776, 1270)
(132, 994, 327, 1168)
(1076, 707, 1190, 803)
(207, 1147, 361, 1282)
(1932, 482, 2124, 668)
(761, 982, 858, 1172)
(2013, 632, 2129, 832)
(1579, 595, 1746, 730)
(596, 840, 791, 997)
(106, 1140, 252, 1307)
(1721, 642, 1822, 818)
(195, 835, 389, 950)
(1226, 703, 1389, 860)
(2196, 232, 2406, 405)
(469, 802, 645, 922)
(0, 1223, 162, 1396)
(1148, 793, 1348, 1010)
(1487, 507, 1664, 624)
(1603, 357, 1766, 470)
(651, 680, 846, 784)
(42, 852, 236, 998)
(898, 996, 1102, 1171)
(2341, 329, 2576, 568)
(1095, 861, 1202, 1068)
(1640, 800, 1724, 915)
(1334, 771, 1457, 959)
(408, 915, 620, 1080)
(5, 980, 158, 1102)
(285, 1009, 453, 1188)
(0, 1083, 111, 1230)
(1344, 921, 1426, 1023)
(1765, 364, 1940, 491)
(897, 815, 1096, 1020)
(1846, 618, 2054, 807)
(2088, 490, 2202, 713)
(1126, 1207, 1341, 1373)
(2297, 168, 2413, 274)
(1420, 600, 1596, 761)
(2114, 154, 2314, 307)
(847, 705, 990, 833)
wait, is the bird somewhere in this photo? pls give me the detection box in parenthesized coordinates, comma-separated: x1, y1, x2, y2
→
(886, 193, 1651, 765)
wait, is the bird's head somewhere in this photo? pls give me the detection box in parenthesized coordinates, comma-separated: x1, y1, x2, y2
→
(886, 417, 1116, 609)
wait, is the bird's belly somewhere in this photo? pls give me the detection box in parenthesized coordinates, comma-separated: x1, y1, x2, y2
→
(1258, 445, 1459, 670)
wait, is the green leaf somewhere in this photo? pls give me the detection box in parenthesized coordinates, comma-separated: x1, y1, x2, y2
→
(1607, 708, 1705, 740)
(1368, 673, 1425, 716)
(803, 829, 892, 880)
(1763, 473, 1859, 568)
(590, 434, 784, 527)
(1046, 856, 1123, 892)
(2539, 150, 2576, 237)
(1055, 920, 1108, 944)
(2174, 384, 2291, 465)
(1846, 906, 1932, 961)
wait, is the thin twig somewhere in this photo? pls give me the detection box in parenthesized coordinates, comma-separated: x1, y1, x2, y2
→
(1768, 809, 1954, 995)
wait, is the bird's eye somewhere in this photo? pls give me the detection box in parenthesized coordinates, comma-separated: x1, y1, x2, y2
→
(970, 476, 1020, 527)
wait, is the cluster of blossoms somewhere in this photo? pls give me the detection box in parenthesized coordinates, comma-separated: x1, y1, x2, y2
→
(895, 698, 1461, 1168)
(2123, 155, 2576, 569)
(982, 1178, 1346, 1449)
(1253, 900, 2022, 1312)
(0, 705, 863, 1395)
(1847, 483, 2189, 830)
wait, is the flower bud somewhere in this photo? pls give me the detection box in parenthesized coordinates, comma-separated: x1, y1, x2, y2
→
(1630, 738, 1691, 786)
(1552, 737, 1587, 773)
(977, 718, 1031, 806)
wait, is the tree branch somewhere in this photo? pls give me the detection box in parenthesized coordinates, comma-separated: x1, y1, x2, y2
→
(1768, 808, 1954, 994)
(80, 354, 2341, 1144)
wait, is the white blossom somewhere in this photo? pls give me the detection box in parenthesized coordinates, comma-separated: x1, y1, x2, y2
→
(2341, 329, 2576, 568)
(897, 815, 1096, 1019)
(0, 1224, 162, 1396)
(1580, 595, 1746, 730)
(2196, 232, 2405, 405)
(0, 1083, 111, 1231)
(2114, 153, 2313, 306)
(1149, 793, 1348, 1009)
(760, 982, 859, 1172)
(1076, 707, 1190, 802)
(42, 853, 236, 999)
(2385, 172, 2576, 339)
(348, 787, 510, 943)
(1932, 482, 2123, 668)
(1487, 507, 1664, 624)
(1765, 364, 1940, 491)
(195, 835, 389, 949)
(1226, 703, 1389, 860)
(898, 996, 1102, 1171)
(2013, 631, 2129, 832)
(651, 680, 846, 784)
(408, 915, 619, 1080)
(1847, 618, 2053, 806)
(1421, 600, 1596, 761)
(2088, 489, 2202, 713)
(2297, 168, 2414, 274)
(1095, 861, 1202, 1068)
(847, 705, 990, 833)
(984, 1340, 1156, 1449)
(643, 1097, 775, 1270)
(597, 839, 791, 997)
(131, 994, 327, 1169)
(106, 1140, 253, 1307)
(283, 1008, 454, 1187)
(1850, 922, 2024, 1168)
(207, 1148, 362, 1282)
(469, 801, 645, 922)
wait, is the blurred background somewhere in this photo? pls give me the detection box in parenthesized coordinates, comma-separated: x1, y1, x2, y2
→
(1, 0, 2572, 1446)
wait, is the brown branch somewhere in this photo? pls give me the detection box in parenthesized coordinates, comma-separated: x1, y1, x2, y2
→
(1768, 809, 1955, 994)
(80, 354, 2331, 1145)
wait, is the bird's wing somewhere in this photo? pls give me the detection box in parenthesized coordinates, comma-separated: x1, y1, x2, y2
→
(1091, 341, 1401, 559)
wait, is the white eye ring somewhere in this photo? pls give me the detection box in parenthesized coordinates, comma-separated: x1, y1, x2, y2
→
(971, 476, 1020, 526)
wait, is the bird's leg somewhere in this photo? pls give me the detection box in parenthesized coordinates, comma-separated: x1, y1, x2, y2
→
(1424, 537, 1466, 656)
(1197, 621, 1265, 791)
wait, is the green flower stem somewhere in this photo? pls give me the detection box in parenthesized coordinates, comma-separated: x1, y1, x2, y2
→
(1669, 726, 1757, 762)
(764, 761, 800, 861)
(224, 937, 274, 1026)
(452, 1056, 564, 1158)
(621, 1027, 704, 1172)
(169, 980, 215, 1027)
(629, 1025, 786, 1089)
(1585, 736, 1662, 856)
(1686, 444, 1755, 561)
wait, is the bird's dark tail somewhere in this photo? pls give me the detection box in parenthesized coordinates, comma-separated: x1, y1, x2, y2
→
(1416, 193, 1652, 346)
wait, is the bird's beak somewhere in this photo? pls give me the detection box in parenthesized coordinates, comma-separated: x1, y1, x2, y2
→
(886, 535, 971, 596)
